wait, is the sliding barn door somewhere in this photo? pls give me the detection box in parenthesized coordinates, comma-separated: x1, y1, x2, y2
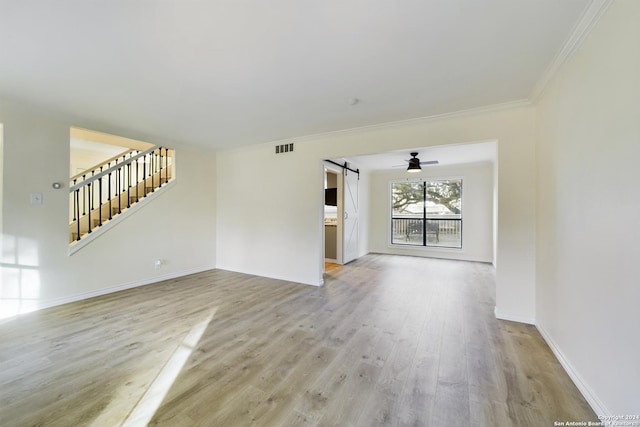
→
(342, 168, 359, 264)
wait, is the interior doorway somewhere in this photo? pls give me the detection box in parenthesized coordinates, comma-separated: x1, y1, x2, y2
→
(323, 166, 341, 264)
(323, 160, 360, 267)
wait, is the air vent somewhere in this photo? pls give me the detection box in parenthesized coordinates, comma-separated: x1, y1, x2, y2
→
(275, 143, 294, 154)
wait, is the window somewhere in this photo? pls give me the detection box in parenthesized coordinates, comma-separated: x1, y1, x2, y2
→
(391, 179, 462, 248)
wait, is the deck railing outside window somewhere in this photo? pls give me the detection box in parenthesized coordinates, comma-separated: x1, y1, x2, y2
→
(391, 217, 462, 248)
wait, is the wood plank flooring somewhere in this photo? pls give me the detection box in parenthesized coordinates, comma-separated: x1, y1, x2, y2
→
(0, 254, 597, 426)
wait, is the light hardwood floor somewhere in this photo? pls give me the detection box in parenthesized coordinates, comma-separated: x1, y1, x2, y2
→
(0, 254, 596, 426)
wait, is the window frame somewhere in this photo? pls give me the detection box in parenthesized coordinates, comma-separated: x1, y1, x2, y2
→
(389, 178, 463, 249)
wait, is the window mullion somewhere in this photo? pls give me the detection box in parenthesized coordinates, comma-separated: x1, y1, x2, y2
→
(422, 182, 427, 246)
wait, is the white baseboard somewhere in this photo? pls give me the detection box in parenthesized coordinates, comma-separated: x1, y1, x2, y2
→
(536, 323, 610, 417)
(494, 307, 536, 325)
(214, 264, 323, 287)
(12, 266, 215, 318)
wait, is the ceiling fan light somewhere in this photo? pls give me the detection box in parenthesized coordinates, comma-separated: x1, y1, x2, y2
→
(407, 160, 421, 172)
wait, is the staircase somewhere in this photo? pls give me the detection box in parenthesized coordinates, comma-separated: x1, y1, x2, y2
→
(69, 146, 174, 245)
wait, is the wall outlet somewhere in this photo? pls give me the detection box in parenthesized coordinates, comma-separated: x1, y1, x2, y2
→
(154, 259, 162, 270)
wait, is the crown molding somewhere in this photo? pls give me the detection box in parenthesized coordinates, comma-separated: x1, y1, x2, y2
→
(248, 99, 532, 150)
(530, 0, 613, 102)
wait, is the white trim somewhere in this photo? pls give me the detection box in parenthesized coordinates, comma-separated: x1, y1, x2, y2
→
(323, 162, 344, 265)
(0, 265, 215, 324)
(313, 100, 531, 140)
(388, 177, 464, 250)
(536, 322, 610, 416)
(377, 248, 491, 264)
(212, 264, 324, 287)
(494, 307, 535, 325)
(530, 0, 613, 101)
(223, 100, 531, 153)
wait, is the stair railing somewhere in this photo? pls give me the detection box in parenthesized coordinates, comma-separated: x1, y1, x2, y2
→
(69, 149, 138, 183)
(69, 145, 173, 242)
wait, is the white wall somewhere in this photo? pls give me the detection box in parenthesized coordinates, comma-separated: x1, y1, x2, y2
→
(216, 144, 332, 285)
(0, 123, 3, 237)
(369, 161, 494, 263)
(357, 169, 370, 259)
(535, 0, 640, 415)
(0, 101, 217, 318)
(216, 104, 537, 321)
(69, 138, 128, 177)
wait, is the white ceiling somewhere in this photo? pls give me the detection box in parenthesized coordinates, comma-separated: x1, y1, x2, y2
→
(346, 140, 497, 172)
(0, 1, 590, 150)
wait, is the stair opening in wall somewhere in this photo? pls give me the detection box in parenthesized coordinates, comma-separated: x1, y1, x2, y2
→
(68, 128, 176, 251)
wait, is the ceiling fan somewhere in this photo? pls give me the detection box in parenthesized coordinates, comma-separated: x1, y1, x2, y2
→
(393, 152, 438, 173)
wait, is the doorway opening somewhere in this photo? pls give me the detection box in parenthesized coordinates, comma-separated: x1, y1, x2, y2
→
(322, 160, 360, 273)
(323, 167, 341, 264)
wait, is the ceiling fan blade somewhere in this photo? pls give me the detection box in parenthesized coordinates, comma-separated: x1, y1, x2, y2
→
(393, 160, 438, 167)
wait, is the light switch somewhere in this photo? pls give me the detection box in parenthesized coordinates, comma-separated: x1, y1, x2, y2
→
(30, 192, 43, 205)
